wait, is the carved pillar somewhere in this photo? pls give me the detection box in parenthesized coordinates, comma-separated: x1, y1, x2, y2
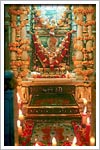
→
(10, 7, 18, 77)
(73, 6, 83, 80)
(9, 5, 30, 79)
(19, 6, 30, 79)
(86, 7, 95, 80)
(73, 5, 95, 81)
(75, 83, 92, 113)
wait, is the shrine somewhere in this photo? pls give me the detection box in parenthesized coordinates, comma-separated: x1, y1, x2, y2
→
(3, 1, 98, 148)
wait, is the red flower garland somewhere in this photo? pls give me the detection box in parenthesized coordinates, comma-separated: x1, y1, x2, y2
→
(33, 32, 71, 70)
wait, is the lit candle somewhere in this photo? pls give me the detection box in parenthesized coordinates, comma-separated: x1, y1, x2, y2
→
(17, 93, 22, 108)
(35, 138, 38, 142)
(18, 109, 24, 121)
(34, 141, 44, 146)
(52, 137, 57, 146)
(82, 106, 87, 125)
(85, 117, 91, 143)
(17, 120, 20, 127)
(71, 136, 77, 146)
(90, 136, 95, 146)
(17, 120, 22, 136)
(66, 71, 70, 78)
(34, 142, 40, 146)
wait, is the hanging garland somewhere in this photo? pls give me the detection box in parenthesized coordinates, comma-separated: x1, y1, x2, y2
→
(73, 6, 95, 15)
(74, 20, 95, 26)
(8, 7, 30, 15)
(8, 5, 31, 78)
(32, 31, 72, 70)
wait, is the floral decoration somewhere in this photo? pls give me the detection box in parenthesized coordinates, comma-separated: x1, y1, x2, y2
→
(8, 5, 30, 78)
(32, 31, 72, 70)
(73, 6, 95, 15)
(73, 5, 95, 81)
(20, 119, 34, 146)
(75, 20, 95, 26)
(8, 7, 30, 15)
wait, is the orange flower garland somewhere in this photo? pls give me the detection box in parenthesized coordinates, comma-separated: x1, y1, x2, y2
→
(9, 39, 30, 51)
(8, 7, 29, 15)
(73, 5, 95, 81)
(74, 19, 96, 27)
(73, 35, 95, 51)
(73, 6, 95, 15)
(84, 20, 96, 27)
(75, 20, 84, 26)
(9, 6, 30, 78)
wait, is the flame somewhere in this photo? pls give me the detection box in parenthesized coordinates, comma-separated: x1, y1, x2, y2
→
(82, 98, 87, 105)
(17, 120, 20, 127)
(18, 109, 24, 121)
(17, 93, 20, 103)
(19, 109, 23, 115)
(72, 136, 77, 145)
(35, 142, 40, 146)
(83, 106, 87, 114)
(66, 71, 69, 74)
(52, 137, 57, 146)
(35, 138, 38, 142)
(90, 136, 95, 146)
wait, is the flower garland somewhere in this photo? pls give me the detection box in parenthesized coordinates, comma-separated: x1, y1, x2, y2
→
(74, 20, 96, 26)
(10, 60, 30, 67)
(8, 7, 30, 15)
(73, 5, 95, 81)
(11, 20, 28, 28)
(9, 39, 31, 58)
(32, 31, 72, 70)
(73, 6, 95, 15)
(73, 36, 95, 52)
(74, 35, 95, 41)
(20, 119, 34, 146)
(8, 5, 31, 79)
(73, 45, 95, 52)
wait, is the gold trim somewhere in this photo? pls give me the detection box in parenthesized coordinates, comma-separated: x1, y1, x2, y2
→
(27, 105, 78, 109)
(22, 79, 92, 87)
(26, 113, 81, 117)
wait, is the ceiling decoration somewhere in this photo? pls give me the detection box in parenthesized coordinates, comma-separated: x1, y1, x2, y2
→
(33, 5, 71, 30)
